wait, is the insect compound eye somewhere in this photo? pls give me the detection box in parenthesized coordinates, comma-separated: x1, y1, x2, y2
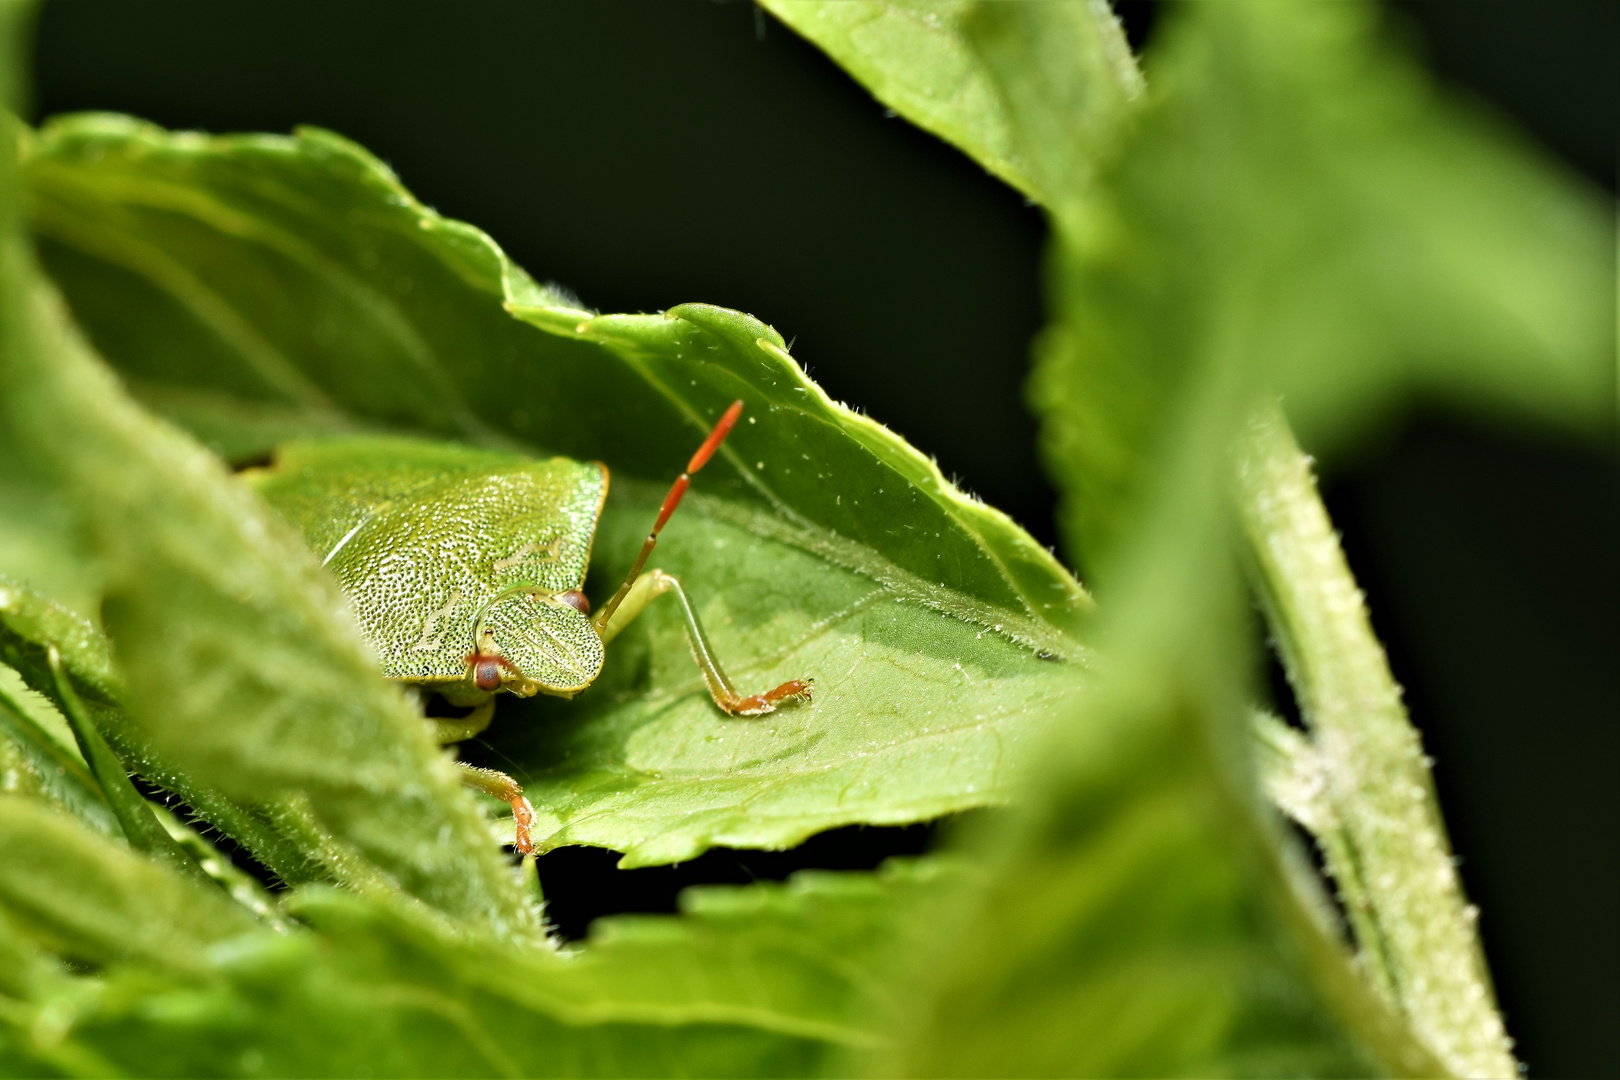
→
(557, 589, 591, 615)
(472, 659, 503, 692)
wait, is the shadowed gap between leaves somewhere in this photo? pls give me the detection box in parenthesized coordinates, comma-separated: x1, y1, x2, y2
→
(129, 773, 285, 888)
(136, 762, 959, 943)
(533, 818, 954, 941)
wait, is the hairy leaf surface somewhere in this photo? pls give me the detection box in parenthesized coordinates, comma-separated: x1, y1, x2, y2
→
(0, 799, 954, 1078)
(0, 795, 256, 974)
(22, 114, 1092, 864)
(0, 242, 531, 932)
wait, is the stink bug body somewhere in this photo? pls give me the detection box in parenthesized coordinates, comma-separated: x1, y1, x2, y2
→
(245, 402, 810, 851)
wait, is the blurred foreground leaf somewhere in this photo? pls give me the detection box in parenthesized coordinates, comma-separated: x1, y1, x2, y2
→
(0, 575, 324, 884)
(1011, 6, 1600, 1069)
(1030, 0, 1614, 573)
(1, 171, 532, 932)
(0, 787, 956, 1078)
(0, 641, 117, 836)
(873, 660, 1439, 1077)
(771, 0, 1595, 1074)
(21, 114, 1092, 865)
(0, 795, 255, 974)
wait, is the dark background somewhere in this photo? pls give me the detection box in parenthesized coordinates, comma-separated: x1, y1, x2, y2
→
(27, 2, 1616, 1074)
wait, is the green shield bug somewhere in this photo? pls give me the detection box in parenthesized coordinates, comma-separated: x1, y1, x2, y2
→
(245, 401, 811, 851)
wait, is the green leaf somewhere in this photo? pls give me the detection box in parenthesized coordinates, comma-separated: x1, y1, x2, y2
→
(847, 384, 1437, 1074)
(44, 642, 208, 882)
(760, 0, 1142, 202)
(490, 479, 1087, 865)
(1031, 0, 1614, 573)
(22, 114, 1093, 865)
(0, 656, 118, 836)
(0, 419, 101, 622)
(540, 856, 958, 1042)
(868, 643, 1444, 1077)
(26, 115, 1085, 641)
(0, 795, 256, 974)
(0, 225, 531, 932)
(56, 896, 827, 1078)
(28, 862, 955, 1078)
(0, 904, 50, 1004)
(0, 575, 325, 886)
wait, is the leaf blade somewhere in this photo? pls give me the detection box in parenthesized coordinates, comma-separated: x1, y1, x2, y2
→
(0, 794, 256, 974)
(0, 239, 532, 932)
(23, 113, 1094, 865)
(759, 0, 1142, 202)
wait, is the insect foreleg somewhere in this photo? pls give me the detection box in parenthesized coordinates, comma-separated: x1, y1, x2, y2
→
(594, 399, 743, 630)
(457, 764, 537, 854)
(596, 568, 811, 717)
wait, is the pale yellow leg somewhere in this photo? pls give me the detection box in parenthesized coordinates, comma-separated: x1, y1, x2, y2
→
(430, 697, 495, 746)
(592, 568, 811, 716)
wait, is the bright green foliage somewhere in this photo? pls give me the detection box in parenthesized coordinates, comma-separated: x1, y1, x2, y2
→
(537, 856, 959, 1042)
(24, 114, 1086, 644)
(0, 262, 534, 934)
(490, 478, 1087, 864)
(759, 0, 1142, 201)
(20, 112, 1094, 866)
(3, 792, 952, 1077)
(0, 0, 1608, 1076)
(0, 575, 328, 883)
(0, 795, 256, 973)
(873, 694, 1426, 1077)
(0, 619, 118, 837)
(43, 643, 209, 882)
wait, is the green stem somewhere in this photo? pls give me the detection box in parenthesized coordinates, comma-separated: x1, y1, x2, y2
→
(1235, 404, 1515, 1078)
(147, 802, 289, 930)
(47, 647, 209, 884)
(0, 678, 120, 836)
(1251, 709, 1401, 1006)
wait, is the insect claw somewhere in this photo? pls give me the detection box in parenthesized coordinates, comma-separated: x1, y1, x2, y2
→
(730, 677, 813, 716)
(511, 793, 537, 854)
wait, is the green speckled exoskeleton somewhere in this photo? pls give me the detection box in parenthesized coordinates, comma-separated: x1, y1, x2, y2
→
(244, 401, 811, 851)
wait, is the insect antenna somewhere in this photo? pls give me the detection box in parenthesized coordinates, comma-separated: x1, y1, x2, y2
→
(592, 399, 744, 630)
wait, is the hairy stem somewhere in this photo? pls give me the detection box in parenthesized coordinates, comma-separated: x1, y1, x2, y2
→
(48, 648, 209, 884)
(1235, 404, 1515, 1078)
(1251, 708, 1400, 1005)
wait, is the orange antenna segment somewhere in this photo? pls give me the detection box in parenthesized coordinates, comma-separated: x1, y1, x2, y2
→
(595, 400, 745, 629)
(688, 398, 743, 472)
